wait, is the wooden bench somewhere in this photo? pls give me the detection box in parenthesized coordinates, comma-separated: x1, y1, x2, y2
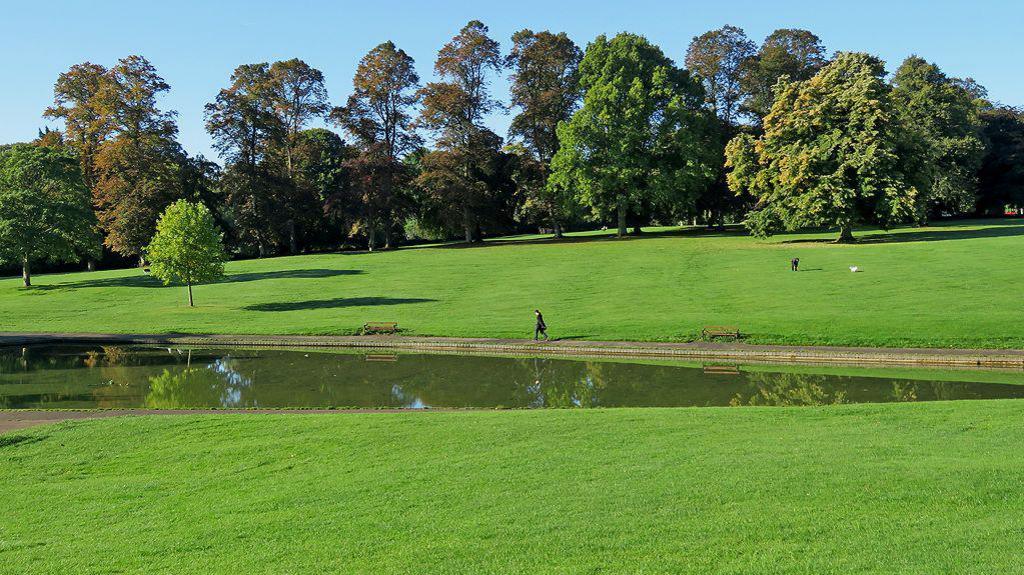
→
(362, 322, 399, 335)
(703, 364, 741, 375)
(701, 326, 740, 340)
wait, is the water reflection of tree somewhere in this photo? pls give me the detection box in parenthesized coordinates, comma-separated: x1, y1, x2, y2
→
(83, 346, 140, 368)
(890, 380, 977, 402)
(731, 373, 848, 407)
(517, 359, 608, 408)
(145, 358, 254, 408)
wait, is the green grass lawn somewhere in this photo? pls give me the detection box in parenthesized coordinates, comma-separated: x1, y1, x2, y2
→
(3, 219, 1024, 348)
(2, 403, 1023, 574)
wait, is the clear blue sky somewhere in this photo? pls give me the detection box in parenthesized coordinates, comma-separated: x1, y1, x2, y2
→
(2, 0, 1021, 161)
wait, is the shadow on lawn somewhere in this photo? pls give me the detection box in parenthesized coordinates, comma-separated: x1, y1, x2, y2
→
(409, 225, 748, 251)
(30, 268, 362, 291)
(780, 221, 1024, 245)
(0, 435, 47, 449)
(244, 296, 435, 312)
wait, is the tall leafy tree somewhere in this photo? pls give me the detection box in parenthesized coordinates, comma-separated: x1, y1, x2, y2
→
(506, 29, 582, 236)
(146, 200, 227, 307)
(205, 63, 286, 256)
(267, 59, 331, 252)
(267, 59, 330, 176)
(0, 144, 98, 286)
(417, 20, 504, 243)
(294, 128, 355, 247)
(685, 25, 756, 125)
(740, 29, 827, 122)
(332, 41, 421, 249)
(891, 56, 985, 219)
(44, 62, 112, 191)
(725, 53, 917, 241)
(92, 56, 183, 263)
(550, 33, 718, 237)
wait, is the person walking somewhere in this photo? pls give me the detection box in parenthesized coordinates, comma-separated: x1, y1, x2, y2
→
(534, 309, 549, 341)
(791, 257, 800, 272)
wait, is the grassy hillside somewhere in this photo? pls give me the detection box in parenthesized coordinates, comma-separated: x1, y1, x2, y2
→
(2, 403, 1023, 574)
(2, 219, 1023, 347)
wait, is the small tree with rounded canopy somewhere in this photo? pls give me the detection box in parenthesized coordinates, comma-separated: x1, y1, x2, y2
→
(146, 200, 227, 306)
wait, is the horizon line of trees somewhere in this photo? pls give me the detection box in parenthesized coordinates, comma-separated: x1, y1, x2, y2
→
(3, 21, 1024, 280)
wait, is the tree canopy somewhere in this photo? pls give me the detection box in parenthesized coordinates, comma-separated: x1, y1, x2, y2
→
(726, 53, 917, 241)
(0, 144, 98, 286)
(11, 22, 1023, 275)
(417, 20, 505, 243)
(891, 56, 985, 219)
(332, 41, 421, 249)
(507, 29, 582, 236)
(146, 200, 227, 306)
(551, 32, 718, 236)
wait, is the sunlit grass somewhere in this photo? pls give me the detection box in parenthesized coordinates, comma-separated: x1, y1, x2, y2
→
(3, 403, 1023, 573)
(3, 219, 1023, 347)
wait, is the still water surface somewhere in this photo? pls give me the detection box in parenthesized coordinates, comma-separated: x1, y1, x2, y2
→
(3, 345, 1024, 409)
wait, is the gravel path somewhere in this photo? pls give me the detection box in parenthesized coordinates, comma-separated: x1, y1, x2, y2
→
(3, 331, 1024, 367)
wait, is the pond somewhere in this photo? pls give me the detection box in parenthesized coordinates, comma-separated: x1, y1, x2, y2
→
(2, 345, 1024, 409)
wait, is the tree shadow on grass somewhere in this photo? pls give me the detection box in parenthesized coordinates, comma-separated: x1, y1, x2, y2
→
(217, 269, 363, 283)
(779, 221, 1024, 245)
(244, 297, 435, 312)
(0, 435, 47, 449)
(407, 225, 748, 251)
(29, 268, 363, 291)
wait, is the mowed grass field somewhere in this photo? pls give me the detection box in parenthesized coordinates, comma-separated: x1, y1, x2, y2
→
(2, 219, 1023, 347)
(1, 403, 1022, 574)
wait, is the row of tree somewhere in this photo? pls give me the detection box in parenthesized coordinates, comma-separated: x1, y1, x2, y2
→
(4, 22, 1024, 280)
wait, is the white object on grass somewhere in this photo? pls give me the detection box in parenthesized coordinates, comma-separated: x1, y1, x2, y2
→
(849, 266, 859, 273)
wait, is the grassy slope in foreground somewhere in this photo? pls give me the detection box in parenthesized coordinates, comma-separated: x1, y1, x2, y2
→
(2, 219, 1024, 348)
(2, 402, 1023, 574)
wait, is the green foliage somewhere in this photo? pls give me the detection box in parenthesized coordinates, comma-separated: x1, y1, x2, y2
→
(146, 200, 227, 306)
(726, 53, 917, 240)
(332, 42, 421, 249)
(91, 56, 183, 259)
(550, 33, 718, 235)
(0, 143, 98, 286)
(740, 28, 828, 122)
(891, 56, 985, 219)
(507, 29, 583, 233)
(416, 20, 506, 243)
(685, 25, 756, 124)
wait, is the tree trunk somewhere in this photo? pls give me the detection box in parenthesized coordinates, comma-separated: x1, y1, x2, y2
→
(86, 260, 96, 272)
(367, 220, 377, 252)
(837, 225, 855, 243)
(383, 226, 392, 250)
(187, 282, 194, 307)
(463, 204, 474, 244)
(138, 255, 146, 268)
(617, 197, 628, 237)
(22, 254, 31, 287)
(631, 225, 643, 236)
(287, 220, 298, 254)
